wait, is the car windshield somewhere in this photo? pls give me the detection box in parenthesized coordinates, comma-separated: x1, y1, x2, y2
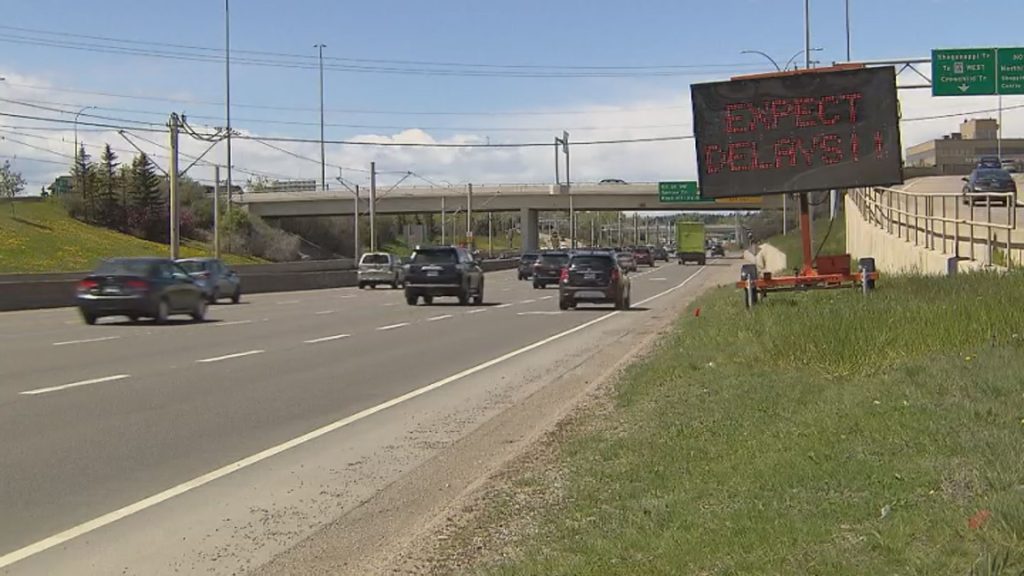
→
(176, 261, 208, 274)
(360, 254, 390, 265)
(94, 259, 155, 276)
(539, 253, 569, 265)
(976, 169, 1011, 179)
(412, 250, 457, 264)
(521, 254, 539, 262)
(571, 256, 614, 269)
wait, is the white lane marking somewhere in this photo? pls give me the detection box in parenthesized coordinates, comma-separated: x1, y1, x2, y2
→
(467, 308, 487, 314)
(276, 300, 301, 305)
(376, 322, 410, 331)
(211, 320, 253, 327)
(649, 277, 668, 281)
(0, 265, 709, 570)
(314, 310, 336, 316)
(501, 288, 511, 292)
(517, 311, 562, 316)
(20, 374, 131, 396)
(338, 294, 357, 299)
(427, 314, 453, 321)
(381, 302, 398, 307)
(539, 295, 554, 300)
(52, 335, 121, 347)
(304, 334, 350, 344)
(495, 303, 514, 309)
(520, 299, 536, 304)
(196, 350, 265, 363)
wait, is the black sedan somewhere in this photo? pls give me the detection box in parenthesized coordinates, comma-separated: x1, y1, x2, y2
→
(962, 168, 1017, 206)
(76, 257, 208, 324)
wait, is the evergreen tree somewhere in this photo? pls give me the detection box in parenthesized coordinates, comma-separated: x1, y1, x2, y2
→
(71, 144, 98, 223)
(128, 153, 165, 241)
(95, 144, 122, 229)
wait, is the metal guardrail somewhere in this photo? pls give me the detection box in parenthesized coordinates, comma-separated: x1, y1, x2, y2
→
(851, 186, 1017, 267)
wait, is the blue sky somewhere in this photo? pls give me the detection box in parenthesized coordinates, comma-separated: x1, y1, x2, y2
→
(1, 0, 1022, 189)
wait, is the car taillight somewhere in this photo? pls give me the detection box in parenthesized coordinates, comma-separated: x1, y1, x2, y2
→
(610, 268, 620, 282)
(559, 267, 569, 282)
(77, 279, 98, 292)
(125, 279, 149, 291)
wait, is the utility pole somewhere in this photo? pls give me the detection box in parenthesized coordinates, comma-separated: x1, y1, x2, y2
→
(488, 212, 493, 256)
(168, 113, 181, 259)
(554, 131, 574, 248)
(440, 195, 446, 245)
(466, 183, 473, 248)
(353, 184, 361, 260)
(315, 43, 327, 192)
(224, 0, 233, 207)
(214, 165, 221, 259)
(369, 161, 377, 252)
(633, 213, 639, 245)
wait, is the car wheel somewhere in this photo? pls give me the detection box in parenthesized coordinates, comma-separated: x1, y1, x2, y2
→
(128, 314, 140, 323)
(558, 298, 570, 311)
(405, 292, 418, 306)
(81, 311, 97, 325)
(423, 296, 434, 305)
(457, 285, 470, 306)
(155, 298, 170, 324)
(472, 280, 484, 305)
(391, 281, 399, 289)
(207, 289, 219, 305)
(231, 287, 241, 304)
(532, 281, 541, 290)
(191, 298, 207, 322)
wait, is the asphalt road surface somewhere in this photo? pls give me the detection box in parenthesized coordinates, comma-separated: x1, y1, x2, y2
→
(0, 260, 737, 575)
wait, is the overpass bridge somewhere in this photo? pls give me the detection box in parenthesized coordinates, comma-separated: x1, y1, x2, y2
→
(237, 182, 765, 251)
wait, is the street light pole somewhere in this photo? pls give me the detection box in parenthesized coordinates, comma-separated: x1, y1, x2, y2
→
(315, 43, 327, 192)
(225, 0, 233, 207)
(845, 0, 852, 62)
(740, 50, 782, 71)
(73, 105, 95, 220)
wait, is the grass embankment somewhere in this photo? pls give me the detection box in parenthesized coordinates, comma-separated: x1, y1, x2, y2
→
(766, 216, 847, 270)
(0, 200, 262, 273)
(484, 274, 1024, 575)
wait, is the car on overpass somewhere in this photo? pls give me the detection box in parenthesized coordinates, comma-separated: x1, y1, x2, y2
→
(599, 178, 628, 184)
(962, 168, 1017, 206)
(76, 257, 208, 325)
(404, 246, 484, 306)
(558, 250, 631, 311)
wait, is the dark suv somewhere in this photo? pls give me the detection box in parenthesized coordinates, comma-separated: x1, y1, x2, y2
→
(532, 250, 570, 289)
(404, 246, 484, 305)
(558, 251, 631, 310)
(517, 252, 540, 280)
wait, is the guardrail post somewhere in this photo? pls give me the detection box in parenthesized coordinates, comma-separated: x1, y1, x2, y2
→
(941, 194, 947, 253)
(886, 189, 893, 235)
(987, 198, 993, 265)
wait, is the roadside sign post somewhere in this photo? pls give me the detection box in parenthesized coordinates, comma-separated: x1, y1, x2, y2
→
(658, 181, 700, 203)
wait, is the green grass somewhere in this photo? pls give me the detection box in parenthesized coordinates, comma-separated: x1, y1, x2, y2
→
(0, 199, 262, 273)
(482, 274, 1024, 576)
(766, 216, 847, 271)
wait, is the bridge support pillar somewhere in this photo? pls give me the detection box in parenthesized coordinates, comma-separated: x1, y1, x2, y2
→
(521, 208, 539, 253)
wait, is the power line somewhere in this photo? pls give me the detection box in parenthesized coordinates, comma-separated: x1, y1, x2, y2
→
(0, 154, 67, 167)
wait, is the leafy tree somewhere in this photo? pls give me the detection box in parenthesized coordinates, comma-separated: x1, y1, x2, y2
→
(127, 153, 166, 241)
(95, 144, 123, 229)
(0, 160, 27, 216)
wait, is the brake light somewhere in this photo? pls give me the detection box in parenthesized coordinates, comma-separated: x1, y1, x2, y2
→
(77, 279, 99, 292)
(125, 279, 149, 291)
(559, 267, 569, 282)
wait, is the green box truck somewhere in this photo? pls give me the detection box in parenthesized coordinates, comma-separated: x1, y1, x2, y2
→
(675, 221, 706, 265)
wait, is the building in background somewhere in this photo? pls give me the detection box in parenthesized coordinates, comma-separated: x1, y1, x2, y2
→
(906, 119, 1024, 174)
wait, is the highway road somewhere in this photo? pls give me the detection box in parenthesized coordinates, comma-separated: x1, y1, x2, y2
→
(0, 259, 738, 575)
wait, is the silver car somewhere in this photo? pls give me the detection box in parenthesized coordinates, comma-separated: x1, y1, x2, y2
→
(176, 257, 242, 304)
(357, 252, 405, 289)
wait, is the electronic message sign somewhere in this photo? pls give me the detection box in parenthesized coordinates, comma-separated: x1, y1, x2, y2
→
(691, 66, 903, 198)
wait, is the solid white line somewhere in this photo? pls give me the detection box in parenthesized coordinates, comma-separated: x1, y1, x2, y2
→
(539, 295, 554, 300)
(376, 322, 410, 331)
(314, 310, 336, 316)
(427, 314, 453, 321)
(382, 302, 398, 307)
(649, 277, 668, 281)
(52, 336, 121, 347)
(517, 311, 562, 316)
(304, 334, 350, 344)
(501, 288, 511, 292)
(0, 266, 710, 570)
(196, 350, 265, 363)
(20, 374, 130, 396)
(495, 303, 514, 309)
(467, 308, 487, 314)
(520, 299, 536, 304)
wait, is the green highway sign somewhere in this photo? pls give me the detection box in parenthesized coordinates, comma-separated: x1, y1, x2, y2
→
(932, 48, 996, 96)
(658, 181, 700, 203)
(998, 47, 1024, 95)
(932, 47, 1024, 96)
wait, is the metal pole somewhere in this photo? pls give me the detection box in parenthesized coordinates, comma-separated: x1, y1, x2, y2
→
(224, 0, 233, 206)
(440, 195, 446, 245)
(564, 131, 574, 249)
(214, 165, 221, 259)
(168, 113, 180, 260)
(998, 92, 1003, 160)
(316, 43, 327, 192)
(804, 0, 811, 70)
(353, 184, 361, 260)
(845, 0, 851, 62)
(488, 212, 493, 256)
(369, 161, 377, 252)
(466, 183, 473, 247)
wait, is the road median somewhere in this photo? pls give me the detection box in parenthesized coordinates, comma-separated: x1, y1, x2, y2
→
(432, 273, 1024, 574)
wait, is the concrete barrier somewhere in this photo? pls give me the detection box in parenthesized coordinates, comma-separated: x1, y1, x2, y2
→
(844, 195, 987, 275)
(0, 259, 519, 312)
